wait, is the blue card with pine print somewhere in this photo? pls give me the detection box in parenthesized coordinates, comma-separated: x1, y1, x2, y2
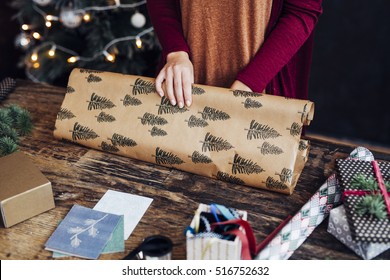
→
(45, 204, 123, 259)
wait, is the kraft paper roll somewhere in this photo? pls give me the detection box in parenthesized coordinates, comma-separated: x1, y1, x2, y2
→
(54, 68, 314, 194)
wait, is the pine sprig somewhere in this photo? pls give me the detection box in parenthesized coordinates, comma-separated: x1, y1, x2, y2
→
(153, 147, 184, 165)
(245, 120, 281, 140)
(231, 154, 264, 175)
(131, 78, 156, 95)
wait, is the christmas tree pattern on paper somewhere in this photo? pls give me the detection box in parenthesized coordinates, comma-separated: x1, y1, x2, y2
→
(298, 103, 309, 123)
(189, 151, 212, 164)
(153, 147, 184, 165)
(131, 78, 156, 95)
(231, 89, 261, 98)
(138, 113, 168, 126)
(185, 115, 209, 128)
(66, 86, 75, 94)
(192, 86, 205, 95)
(231, 154, 264, 175)
(121, 94, 142, 106)
(298, 140, 309, 151)
(100, 141, 119, 153)
(216, 171, 245, 185)
(157, 97, 189, 115)
(258, 142, 284, 155)
(80, 69, 103, 74)
(264, 176, 288, 191)
(199, 106, 230, 121)
(242, 98, 262, 109)
(71, 122, 99, 141)
(57, 108, 75, 120)
(86, 74, 102, 83)
(245, 120, 281, 140)
(287, 122, 302, 136)
(149, 126, 167, 137)
(275, 168, 293, 183)
(87, 93, 116, 110)
(96, 112, 116, 123)
(201, 132, 234, 152)
(109, 133, 137, 147)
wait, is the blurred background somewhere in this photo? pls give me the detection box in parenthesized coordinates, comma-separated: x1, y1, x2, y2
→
(0, 0, 389, 149)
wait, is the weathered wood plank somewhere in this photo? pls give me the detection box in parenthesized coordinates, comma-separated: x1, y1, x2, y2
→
(0, 80, 389, 260)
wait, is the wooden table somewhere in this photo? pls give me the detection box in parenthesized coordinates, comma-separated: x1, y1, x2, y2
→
(1, 80, 389, 260)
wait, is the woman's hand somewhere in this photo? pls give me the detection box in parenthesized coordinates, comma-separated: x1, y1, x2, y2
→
(230, 80, 252, 92)
(155, 51, 194, 108)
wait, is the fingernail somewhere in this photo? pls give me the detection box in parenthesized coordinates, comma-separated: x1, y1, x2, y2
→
(178, 101, 184, 108)
(186, 100, 192, 107)
(158, 91, 164, 97)
(170, 99, 176, 106)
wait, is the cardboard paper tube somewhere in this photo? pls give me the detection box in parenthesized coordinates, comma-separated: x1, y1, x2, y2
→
(54, 68, 314, 194)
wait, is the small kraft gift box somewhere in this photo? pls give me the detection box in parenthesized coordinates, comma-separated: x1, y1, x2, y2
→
(186, 203, 248, 260)
(0, 151, 55, 227)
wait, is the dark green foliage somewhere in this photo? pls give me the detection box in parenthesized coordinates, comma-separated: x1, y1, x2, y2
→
(246, 120, 281, 140)
(138, 112, 168, 126)
(0, 104, 33, 156)
(192, 86, 205, 95)
(185, 115, 208, 128)
(298, 140, 309, 151)
(242, 98, 262, 109)
(131, 78, 156, 95)
(216, 171, 245, 185)
(96, 111, 116, 123)
(66, 86, 75, 93)
(121, 94, 142, 106)
(231, 89, 261, 98)
(287, 122, 302, 136)
(57, 108, 76, 120)
(87, 92, 116, 110)
(71, 122, 99, 141)
(231, 154, 264, 175)
(199, 106, 230, 121)
(100, 141, 119, 153)
(154, 147, 184, 165)
(109, 133, 137, 147)
(157, 97, 189, 115)
(259, 142, 283, 155)
(275, 168, 293, 183)
(0, 136, 18, 157)
(264, 176, 288, 190)
(86, 74, 102, 83)
(149, 126, 167, 137)
(190, 151, 212, 164)
(201, 132, 233, 152)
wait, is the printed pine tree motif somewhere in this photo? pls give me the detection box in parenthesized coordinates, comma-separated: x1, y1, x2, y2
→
(131, 78, 156, 95)
(100, 141, 119, 153)
(264, 176, 288, 190)
(96, 112, 116, 123)
(201, 132, 234, 152)
(242, 98, 262, 109)
(109, 133, 137, 147)
(149, 126, 167, 137)
(67, 214, 108, 248)
(231, 89, 261, 98)
(245, 120, 281, 140)
(258, 141, 284, 155)
(192, 85, 205, 95)
(275, 168, 293, 183)
(80, 69, 103, 74)
(185, 115, 209, 128)
(57, 107, 76, 120)
(287, 122, 302, 136)
(231, 154, 264, 175)
(153, 147, 184, 165)
(189, 151, 212, 164)
(71, 122, 99, 141)
(66, 86, 75, 94)
(298, 103, 309, 123)
(121, 94, 142, 106)
(138, 112, 168, 126)
(86, 74, 102, 83)
(157, 97, 189, 115)
(199, 106, 230, 121)
(87, 92, 116, 110)
(216, 171, 245, 185)
(298, 140, 309, 151)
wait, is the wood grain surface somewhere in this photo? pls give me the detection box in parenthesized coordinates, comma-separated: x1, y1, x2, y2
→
(1, 80, 389, 260)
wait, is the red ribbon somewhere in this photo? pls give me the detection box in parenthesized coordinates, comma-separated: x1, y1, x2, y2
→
(342, 160, 390, 217)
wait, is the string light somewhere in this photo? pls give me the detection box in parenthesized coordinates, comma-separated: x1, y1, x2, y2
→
(45, 15, 58, 21)
(103, 50, 115, 62)
(48, 45, 56, 57)
(22, 24, 30, 30)
(33, 62, 40, 69)
(83, 13, 91, 22)
(32, 32, 41, 39)
(67, 56, 79, 63)
(135, 36, 142, 49)
(45, 21, 52, 28)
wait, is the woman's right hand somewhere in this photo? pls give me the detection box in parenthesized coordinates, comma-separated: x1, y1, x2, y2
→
(155, 51, 194, 108)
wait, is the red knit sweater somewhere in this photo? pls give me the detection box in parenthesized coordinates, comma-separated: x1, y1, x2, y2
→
(147, 0, 323, 100)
